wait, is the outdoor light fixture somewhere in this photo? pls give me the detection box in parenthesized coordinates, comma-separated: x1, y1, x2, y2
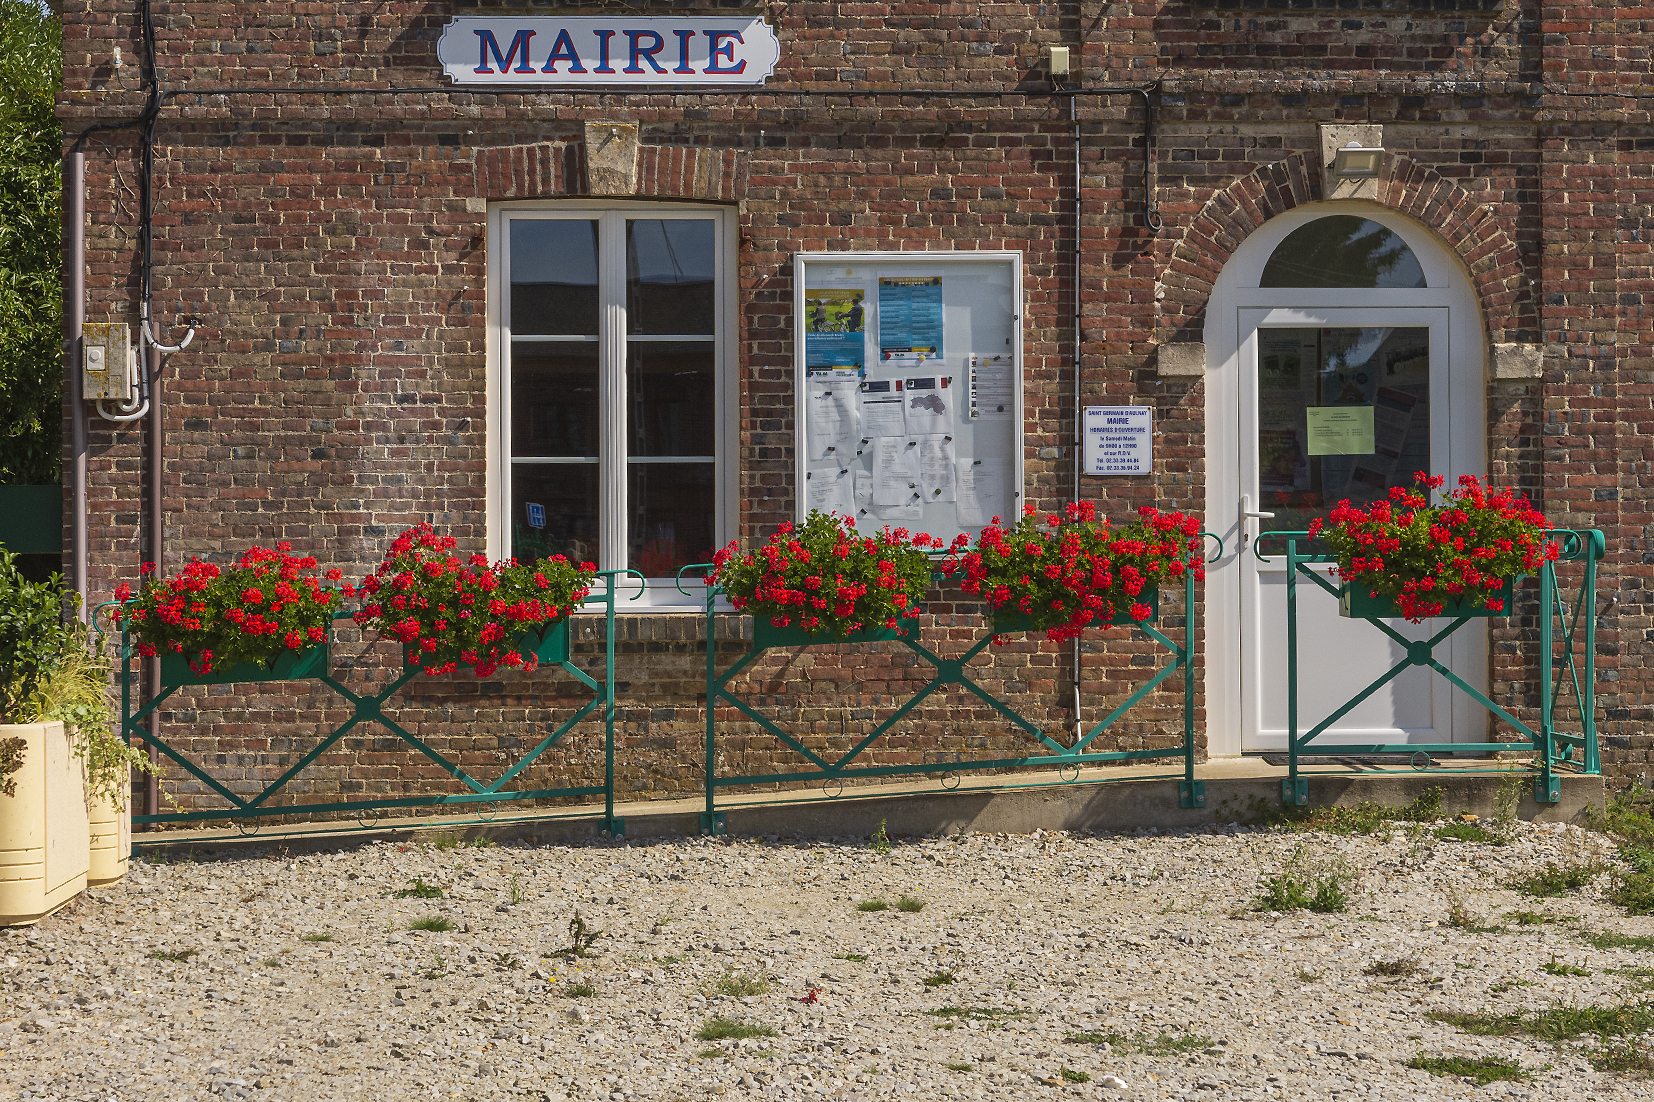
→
(1332, 141, 1385, 178)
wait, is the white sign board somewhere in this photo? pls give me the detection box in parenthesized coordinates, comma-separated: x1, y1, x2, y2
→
(1084, 406, 1152, 476)
(436, 17, 780, 86)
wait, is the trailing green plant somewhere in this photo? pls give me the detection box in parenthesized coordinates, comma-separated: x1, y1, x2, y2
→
(1608, 870, 1654, 916)
(1506, 860, 1607, 898)
(392, 877, 444, 899)
(116, 543, 344, 674)
(1405, 1054, 1529, 1086)
(0, 549, 75, 724)
(0, 0, 64, 486)
(353, 522, 595, 677)
(709, 510, 941, 639)
(1254, 849, 1353, 914)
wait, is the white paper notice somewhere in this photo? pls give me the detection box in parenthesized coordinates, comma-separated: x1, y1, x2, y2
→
(969, 356, 1014, 421)
(805, 382, 859, 463)
(854, 469, 873, 516)
(805, 467, 855, 517)
(875, 501, 925, 522)
(902, 376, 953, 435)
(955, 459, 1009, 527)
(918, 435, 955, 503)
(871, 437, 922, 507)
(860, 380, 908, 439)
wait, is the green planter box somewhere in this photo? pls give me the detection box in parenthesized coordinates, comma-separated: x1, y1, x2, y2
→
(404, 617, 574, 673)
(989, 588, 1160, 634)
(159, 644, 330, 687)
(1338, 577, 1517, 620)
(753, 615, 907, 650)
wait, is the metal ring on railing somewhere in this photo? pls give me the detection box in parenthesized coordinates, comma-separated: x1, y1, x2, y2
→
(1202, 532, 1224, 564)
(675, 562, 716, 596)
(357, 809, 380, 830)
(1058, 763, 1081, 783)
(940, 771, 961, 791)
(1410, 751, 1431, 771)
(238, 816, 262, 837)
(822, 778, 843, 799)
(476, 802, 498, 821)
(1556, 530, 1585, 562)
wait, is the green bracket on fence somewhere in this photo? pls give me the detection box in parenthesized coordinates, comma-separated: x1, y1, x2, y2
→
(102, 570, 645, 838)
(681, 537, 1219, 834)
(1257, 529, 1604, 807)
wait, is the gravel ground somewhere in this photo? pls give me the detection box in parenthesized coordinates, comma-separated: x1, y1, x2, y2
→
(4, 817, 1654, 1102)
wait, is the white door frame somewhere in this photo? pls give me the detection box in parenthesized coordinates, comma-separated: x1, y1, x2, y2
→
(1203, 202, 1488, 757)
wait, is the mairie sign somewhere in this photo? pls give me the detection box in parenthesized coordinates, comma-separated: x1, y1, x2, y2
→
(436, 17, 780, 86)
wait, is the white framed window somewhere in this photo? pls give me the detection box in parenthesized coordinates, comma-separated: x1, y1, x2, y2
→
(486, 202, 737, 607)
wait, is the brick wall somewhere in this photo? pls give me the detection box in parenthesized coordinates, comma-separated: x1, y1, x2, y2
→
(56, 0, 1654, 818)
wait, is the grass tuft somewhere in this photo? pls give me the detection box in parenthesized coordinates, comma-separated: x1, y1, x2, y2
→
(928, 1006, 1029, 1022)
(856, 899, 890, 912)
(896, 895, 926, 913)
(147, 948, 197, 963)
(833, 953, 869, 962)
(1582, 930, 1654, 951)
(701, 970, 771, 997)
(300, 932, 334, 943)
(1065, 1030, 1210, 1056)
(944, 1062, 973, 1072)
(1249, 787, 1445, 835)
(1506, 861, 1607, 898)
(922, 969, 957, 988)
(1588, 1042, 1654, 1076)
(1363, 958, 1420, 978)
(1609, 870, 1654, 916)
(695, 1017, 777, 1042)
(1059, 1068, 1090, 1083)
(392, 877, 444, 899)
(560, 981, 597, 998)
(1405, 1054, 1529, 1085)
(408, 915, 455, 932)
(1543, 956, 1592, 977)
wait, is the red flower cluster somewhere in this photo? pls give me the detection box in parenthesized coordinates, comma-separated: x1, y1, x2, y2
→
(943, 501, 1205, 643)
(709, 510, 949, 638)
(116, 543, 344, 674)
(352, 522, 595, 677)
(1308, 473, 1559, 622)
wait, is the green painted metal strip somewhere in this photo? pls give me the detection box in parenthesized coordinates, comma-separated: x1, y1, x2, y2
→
(824, 676, 948, 770)
(484, 695, 604, 792)
(375, 712, 490, 793)
(130, 728, 253, 810)
(709, 747, 1190, 788)
(714, 686, 837, 771)
(1427, 658, 1536, 741)
(1075, 652, 1185, 752)
(1297, 657, 1417, 746)
(134, 785, 611, 825)
(951, 673, 1056, 745)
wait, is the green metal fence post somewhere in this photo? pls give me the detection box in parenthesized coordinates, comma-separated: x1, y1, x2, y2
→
(1537, 556, 1559, 804)
(1178, 551, 1204, 809)
(598, 572, 627, 839)
(701, 577, 725, 835)
(1283, 536, 1308, 806)
(1583, 531, 1602, 775)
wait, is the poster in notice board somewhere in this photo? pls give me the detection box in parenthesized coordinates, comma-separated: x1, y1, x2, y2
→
(794, 254, 1023, 546)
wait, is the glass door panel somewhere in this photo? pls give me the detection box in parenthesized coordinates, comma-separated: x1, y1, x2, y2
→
(626, 219, 715, 335)
(627, 463, 716, 579)
(626, 342, 716, 458)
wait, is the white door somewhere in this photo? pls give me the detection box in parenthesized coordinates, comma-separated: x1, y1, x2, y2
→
(1204, 207, 1489, 755)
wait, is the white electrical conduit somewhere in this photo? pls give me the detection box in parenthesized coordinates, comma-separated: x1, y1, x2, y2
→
(95, 312, 195, 422)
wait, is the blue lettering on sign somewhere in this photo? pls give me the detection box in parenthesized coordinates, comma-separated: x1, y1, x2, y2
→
(474, 28, 537, 74)
(541, 28, 586, 73)
(704, 30, 746, 74)
(672, 29, 696, 73)
(525, 503, 547, 529)
(592, 29, 617, 73)
(624, 29, 668, 73)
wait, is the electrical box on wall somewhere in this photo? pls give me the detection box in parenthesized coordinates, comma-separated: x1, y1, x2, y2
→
(82, 322, 134, 401)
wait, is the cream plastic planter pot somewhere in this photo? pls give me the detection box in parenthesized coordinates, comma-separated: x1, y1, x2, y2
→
(88, 789, 130, 886)
(0, 721, 90, 925)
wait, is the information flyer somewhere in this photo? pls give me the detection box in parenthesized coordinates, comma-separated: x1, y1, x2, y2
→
(804, 288, 867, 372)
(877, 276, 943, 364)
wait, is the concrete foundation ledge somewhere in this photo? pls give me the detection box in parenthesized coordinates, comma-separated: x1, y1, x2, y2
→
(129, 766, 1606, 859)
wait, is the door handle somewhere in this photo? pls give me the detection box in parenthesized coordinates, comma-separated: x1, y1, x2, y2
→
(1240, 495, 1274, 549)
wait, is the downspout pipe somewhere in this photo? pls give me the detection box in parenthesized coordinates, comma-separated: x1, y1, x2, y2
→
(65, 153, 86, 620)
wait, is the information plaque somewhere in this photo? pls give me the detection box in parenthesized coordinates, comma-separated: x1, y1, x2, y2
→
(1084, 406, 1152, 476)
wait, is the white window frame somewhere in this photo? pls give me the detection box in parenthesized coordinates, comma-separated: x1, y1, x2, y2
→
(486, 200, 739, 608)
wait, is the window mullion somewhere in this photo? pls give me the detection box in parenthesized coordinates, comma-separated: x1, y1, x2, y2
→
(599, 210, 629, 576)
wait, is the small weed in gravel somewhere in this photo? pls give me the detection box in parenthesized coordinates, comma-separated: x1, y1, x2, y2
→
(857, 899, 890, 913)
(696, 1017, 777, 1041)
(702, 970, 771, 997)
(1506, 861, 1607, 898)
(1506, 910, 1574, 926)
(1436, 1002, 1654, 1044)
(834, 953, 869, 962)
(490, 952, 521, 971)
(1446, 896, 1503, 933)
(696, 1048, 724, 1059)
(1292, 967, 1322, 982)
(923, 970, 956, 987)
(408, 915, 455, 932)
(1255, 872, 1347, 914)
(1582, 930, 1654, 951)
(148, 948, 197, 963)
(1065, 1031, 1210, 1056)
(869, 819, 892, 856)
(1405, 1054, 1529, 1085)
(929, 1006, 1029, 1023)
(1364, 958, 1420, 978)
(1609, 871, 1654, 915)
(944, 1062, 973, 1072)
(301, 932, 334, 943)
(1489, 980, 1535, 994)
(1252, 787, 1444, 835)
(261, 957, 282, 968)
(1543, 956, 1591, 977)
(560, 981, 597, 998)
(1434, 822, 1498, 844)
(896, 895, 926, 912)
(1589, 1042, 1654, 1077)
(392, 877, 444, 899)
(1059, 1068, 1090, 1084)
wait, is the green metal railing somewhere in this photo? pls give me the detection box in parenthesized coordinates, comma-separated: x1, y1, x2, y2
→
(1260, 530, 1604, 807)
(101, 570, 645, 836)
(683, 537, 1219, 836)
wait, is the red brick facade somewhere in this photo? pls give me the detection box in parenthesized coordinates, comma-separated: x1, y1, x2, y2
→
(56, 0, 1654, 819)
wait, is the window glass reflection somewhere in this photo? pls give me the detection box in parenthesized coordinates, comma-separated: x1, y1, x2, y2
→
(511, 220, 599, 335)
(627, 463, 716, 577)
(512, 344, 599, 457)
(627, 220, 715, 334)
(627, 342, 715, 457)
(511, 464, 600, 566)
(1260, 216, 1427, 289)
(1257, 326, 1431, 533)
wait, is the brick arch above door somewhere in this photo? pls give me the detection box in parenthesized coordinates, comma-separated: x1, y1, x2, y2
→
(1157, 151, 1536, 346)
(472, 133, 748, 203)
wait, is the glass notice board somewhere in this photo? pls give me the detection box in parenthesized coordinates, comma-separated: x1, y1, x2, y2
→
(793, 252, 1024, 545)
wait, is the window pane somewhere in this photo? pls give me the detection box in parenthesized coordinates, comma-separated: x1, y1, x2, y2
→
(628, 463, 716, 577)
(512, 343, 599, 457)
(627, 341, 715, 457)
(626, 219, 715, 335)
(511, 463, 600, 565)
(1259, 216, 1427, 289)
(1257, 326, 1431, 533)
(511, 219, 599, 335)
